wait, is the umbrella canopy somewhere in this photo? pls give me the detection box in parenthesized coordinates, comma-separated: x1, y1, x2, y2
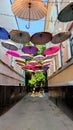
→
(58, 2, 73, 22)
(15, 58, 25, 63)
(44, 54, 57, 60)
(1, 40, 18, 51)
(42, 63, 50, 67)
(6, 50, 20, 57)
(51, 31, 71, 44)
(42, 59, 52, 64)
(16, 62, 25, 67)
(30, 32, 52, 44)
(44, 46, 60, 55)
(20, 53, 33, 60)
(9, 30, 30, 43)
(11, 0, 47, 20)
(0, 27, 9, 40)
(33, 55, 44, 60)
(28, 60, 39, 66)
(22, 46, 38, 54)
(42, 66, 49, 71)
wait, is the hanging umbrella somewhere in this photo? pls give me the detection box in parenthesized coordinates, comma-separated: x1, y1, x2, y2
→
(16, 62, 25, 67)
(42, 59, 52, 64)
(51, 31, 71, 44)
(11, 0, 47, 28)
(22, 46, 38, 54)
(42, 66, 49, 71)
(30, 32, 52, 44)
(1, 39, 18, 51)
(6, 50, 20, 57)
(58, 2, 73, 22)
(15, 58, 25, 63)
(28, 60, 39, 66)
(33, 55, 44, 60)
(9, 30, 30, 43)
(44, 46, 60, 55)
(42, 63, 50, 67)
(20, 53, 33, 60)
(44, 53, 57, 60)
(0, 27, 9, 40)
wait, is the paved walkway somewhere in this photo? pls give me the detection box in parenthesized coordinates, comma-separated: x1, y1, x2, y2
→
(0, 93, 73, 130)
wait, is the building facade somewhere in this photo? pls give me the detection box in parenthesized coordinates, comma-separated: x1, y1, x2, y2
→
(0, 0, 25, 86)
(44, 0, 73, 85)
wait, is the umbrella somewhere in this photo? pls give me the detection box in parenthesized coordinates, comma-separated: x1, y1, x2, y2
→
(23, 64, 33, 69)
(22, 46, 38, 54)
(58, 2, 73, 22)
(30, 32, 52, 44)
(44, 54, 57, 60)
(33, 55, 44, 60)
(9, 30, 30, 43)
(16, 62, 25, 67)
(0, 27, 9, 40)
(42, 63, 50, 67)
(15, 58, 25, 63)
(6, 50, 20, 57)
(44, 46, 60, 55)
(28, 61, 39, 66)
(42, 66, 49, 71)
(1, 39, 18, 51)
(20, 53, 33, 60)
(11, 0, 47, 28)
(42, 59, 52, 64)
(51, 31, 71, 44)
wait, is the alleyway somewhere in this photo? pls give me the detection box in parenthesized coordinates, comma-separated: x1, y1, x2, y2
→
(0, 93, 73, 130)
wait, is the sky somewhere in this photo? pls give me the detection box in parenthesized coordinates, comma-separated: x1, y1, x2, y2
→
(11, 0, 48, 36)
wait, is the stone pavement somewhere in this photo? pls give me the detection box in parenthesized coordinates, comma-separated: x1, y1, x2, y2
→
(0, 93, 73, 130)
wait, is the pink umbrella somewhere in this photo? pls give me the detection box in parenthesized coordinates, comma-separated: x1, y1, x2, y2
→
(30, 32, 52, 44)
(44, 46, 60, 55)
(44, 53, 57, 60)
(22, 46, 38, 54)
(33, 55, 44, 60)
(6, 50, 20, 57)
(42, 63, 50, 67)
(28, 61, 39, 66)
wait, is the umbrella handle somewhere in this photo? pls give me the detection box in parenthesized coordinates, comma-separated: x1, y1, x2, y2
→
(25, 22, 30, 29)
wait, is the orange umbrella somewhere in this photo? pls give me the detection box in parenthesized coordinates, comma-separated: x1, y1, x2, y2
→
(11, 0, 47, 28)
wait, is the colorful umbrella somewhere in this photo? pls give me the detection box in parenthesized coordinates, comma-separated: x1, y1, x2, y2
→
(15, 58, 25, 63)
(33, 55, 44, 60)
(1, 39, 18, 51)
(42, 59, 52, 64)
(42, 66, 49, 71)
(16, 62, 25, 67)
(6, 50, 20, 57)
(42, 63, 50, 67)
(11, 0, 47, 28)
(44, 46, 60, 55)
(28, 61, 39, 66)
(9, 30, 30, 43)
(30, 32, 52, 44)
(0, 27, 9, 40)
(22, 46, 38, 54)
(21, 53, 33, 60)
(44, 53, 57, 60)
(58, 2, 73, 22)
(51, 31, 71, 44)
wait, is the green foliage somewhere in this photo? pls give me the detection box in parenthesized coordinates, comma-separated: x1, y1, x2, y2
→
(28, 75, 36, 88)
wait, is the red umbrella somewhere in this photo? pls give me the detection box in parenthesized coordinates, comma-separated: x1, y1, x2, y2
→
(51, 31, 71, 44)
(22, 46, 38, 54)
(6, 50, 20, 57)
(30, 32, 52, 44)
(28, 61, 39, 66)
(33, 55, 44, 60)
(44, 46, 60, 55)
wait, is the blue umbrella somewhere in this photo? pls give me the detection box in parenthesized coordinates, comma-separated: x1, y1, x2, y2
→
(0, 27, 9, 40)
